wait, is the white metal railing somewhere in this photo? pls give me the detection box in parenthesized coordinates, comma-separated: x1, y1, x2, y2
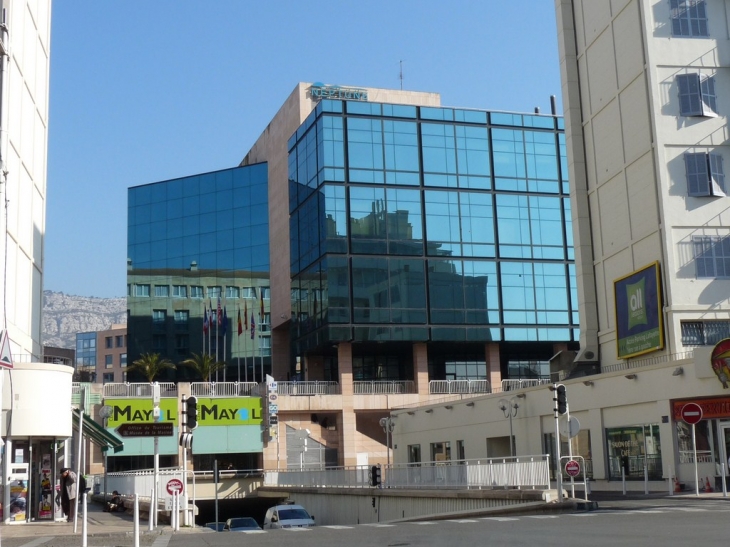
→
(679, 450, 714, 464)
(501, 379, 551, 392)
(102, 382, 178, 398)
(190, 382, 258, 397)
(264, 456, 551, 491)
(354, 381, 415, 394)
(275, 381, 340, 395)
(429, 379, 491, 395)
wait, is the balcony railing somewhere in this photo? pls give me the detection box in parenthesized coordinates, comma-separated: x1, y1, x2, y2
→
(429, 379, 491, 395)
(353, 381, 415, 394)
(601, 351, 694, 374)
(275, 381, 340, 396)
(190, 382, 258, 397)
(501, 379, 551, 392)
(265, 456, 551, 491)
(102, 382, 178, 398)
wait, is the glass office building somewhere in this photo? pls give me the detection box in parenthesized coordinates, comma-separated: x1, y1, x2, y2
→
(127, 164, 271, 381)
(288, 99, 578, 382)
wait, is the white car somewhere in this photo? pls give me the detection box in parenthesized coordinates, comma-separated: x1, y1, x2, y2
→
(263, 504, 315, 529)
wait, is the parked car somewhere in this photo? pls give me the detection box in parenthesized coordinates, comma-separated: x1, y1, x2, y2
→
(224, 517, 262, 532)
(263, 504, 315, 529)
(205, 522, 226, 532)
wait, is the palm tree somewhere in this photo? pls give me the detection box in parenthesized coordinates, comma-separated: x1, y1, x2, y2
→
(128, 352, 176, 382)
(179, 352, 225, 382)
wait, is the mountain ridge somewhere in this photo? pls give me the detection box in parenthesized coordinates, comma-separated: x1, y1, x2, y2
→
(42, 290, 127, 349)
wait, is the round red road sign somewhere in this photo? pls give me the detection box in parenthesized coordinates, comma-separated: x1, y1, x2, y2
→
(166, 478, 184, 496)
(681, 403, 703, 425)
(565, 460, 581, 477)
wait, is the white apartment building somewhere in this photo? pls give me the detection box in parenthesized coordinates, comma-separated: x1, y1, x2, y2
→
(557, 0, 730, 365)
(0, 0, 50, 361)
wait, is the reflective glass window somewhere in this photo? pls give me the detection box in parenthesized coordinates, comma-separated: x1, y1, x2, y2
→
(421, 123, 457, 176)
(425, 191, 494, 257)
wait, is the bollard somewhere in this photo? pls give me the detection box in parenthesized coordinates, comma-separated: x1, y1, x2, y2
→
(134, 494, 140, 547)
(584, 477, 590, 501)
(622, 467, 626, 496)
(668, 470, 673, 496)
(644, 463, 649, 495)
(82, 492, 88, 547)
(723, 464, 728, 498)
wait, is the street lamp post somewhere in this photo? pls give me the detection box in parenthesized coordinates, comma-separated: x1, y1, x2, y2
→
(498, 397, 519, 457)
(379, 416, 395, 467)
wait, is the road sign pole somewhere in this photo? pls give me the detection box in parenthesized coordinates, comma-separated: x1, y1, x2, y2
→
(566, 402, 574, 499)
(693, 423, 699, 497)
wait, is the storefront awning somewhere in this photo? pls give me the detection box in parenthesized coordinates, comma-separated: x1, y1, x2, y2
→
(72, 409, 124, 454)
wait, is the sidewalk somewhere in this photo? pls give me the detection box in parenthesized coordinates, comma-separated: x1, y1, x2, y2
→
(0, 499, 206, 546)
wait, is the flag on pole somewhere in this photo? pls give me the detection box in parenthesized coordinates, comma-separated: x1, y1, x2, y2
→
(237, 308, 243, 335)
(250, 313, 255, 340)
(244, 300, 248, 330)
(217, 297, 222, 326)
(203, 304, 209, 334)
(222, 307, 228, 335)
(260, 289, 265, 318)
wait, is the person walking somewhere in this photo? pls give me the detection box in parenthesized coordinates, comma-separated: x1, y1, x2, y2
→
(60, 468, 77, 523)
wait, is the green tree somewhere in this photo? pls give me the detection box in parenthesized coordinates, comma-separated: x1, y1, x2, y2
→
(179, 352, 225, 382)
(128, 352, 176, 382)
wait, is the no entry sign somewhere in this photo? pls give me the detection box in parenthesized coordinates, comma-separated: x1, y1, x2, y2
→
(166, 478, 184, 496)
(681, 403, 703, 425)
(565, 460, 581, 477)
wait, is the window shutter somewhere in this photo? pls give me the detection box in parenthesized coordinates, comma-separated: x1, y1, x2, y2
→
(709, 154, 725, 196)
(699, 75, 718, 117)
(677, 74, 702, 116)
(685, 153, 710, 196)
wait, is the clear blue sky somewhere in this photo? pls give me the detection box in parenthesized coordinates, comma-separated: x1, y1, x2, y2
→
(46, 1, 562, 298)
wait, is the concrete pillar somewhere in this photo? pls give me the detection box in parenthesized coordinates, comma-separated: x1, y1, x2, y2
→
(413, 343, 429, 395)
(486, 343, 501, 392)
(337, 343, 357, 466)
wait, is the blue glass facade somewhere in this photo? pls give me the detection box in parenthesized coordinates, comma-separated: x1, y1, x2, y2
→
(288, 99, 578, 380)
(127, 164, 271, 381)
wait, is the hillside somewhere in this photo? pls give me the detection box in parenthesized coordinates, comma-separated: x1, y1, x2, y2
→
(42, 290, 127, 349)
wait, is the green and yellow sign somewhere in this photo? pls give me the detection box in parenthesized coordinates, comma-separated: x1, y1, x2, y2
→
(104, 397, 263, 427)
(197, 398, 263, 426)
(106, 398, 179, 427)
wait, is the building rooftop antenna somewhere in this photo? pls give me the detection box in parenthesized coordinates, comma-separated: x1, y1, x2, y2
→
(399, 60, 404, 90)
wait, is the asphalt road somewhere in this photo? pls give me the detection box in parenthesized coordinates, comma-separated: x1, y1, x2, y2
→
(162, 497, 730, 547)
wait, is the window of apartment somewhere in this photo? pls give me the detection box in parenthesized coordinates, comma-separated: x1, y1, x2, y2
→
(152, 334, 165, 351)
(207, 286, 222, 298)
(242, 287, 257, 299)
(693, 235, 730, 277)
(105, 336, 113, 349)
(175, 334, 189, 357)
(134, 284, 150, 297)
(174, 310, 189, 328)
(260, 287, 271, 299)
(681, 320, 730, 345)
(154, 285, 169, 297)
(120, 353, 127, 367)
(190, 286, 203, 298)
(105, 355, 113, 369)
(685, 152, 725, 196)
(115, 335, 124, 348)
(152, 309, 166, 323)
(226, 286, 240, 298)
(408, 444, 421, 466)
(430, 441, 451, 463)
(677, 73, 717, 117)
(103, 373, 114, 383)
(172, 285, 187, 298)
(670, 0, 708, 37)
(456, 440, 466, 461)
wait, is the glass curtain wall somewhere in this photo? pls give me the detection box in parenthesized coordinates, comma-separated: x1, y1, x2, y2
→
(127, 164, 270, 382)
(288, 99, 577, 380)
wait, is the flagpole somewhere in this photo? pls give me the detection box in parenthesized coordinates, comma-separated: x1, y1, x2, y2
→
(202, 303, 206, 356)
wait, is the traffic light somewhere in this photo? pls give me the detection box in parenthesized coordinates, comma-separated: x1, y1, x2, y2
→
(186, 396, 198, 430)
(556, 385, 567, 415)
(369, 465, 381, 487)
